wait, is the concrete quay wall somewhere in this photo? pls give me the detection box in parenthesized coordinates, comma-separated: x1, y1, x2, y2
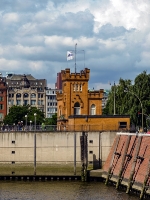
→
(0, 131, 116, 176)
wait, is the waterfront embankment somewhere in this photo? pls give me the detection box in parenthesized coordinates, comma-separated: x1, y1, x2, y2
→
(0, 131, 116, 176)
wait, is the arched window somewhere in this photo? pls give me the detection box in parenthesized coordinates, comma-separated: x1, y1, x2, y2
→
(74, 102, 80, 115)
(16, 93, 21, 98)
(31, 93, 36, 98)
(91, 104, 96, 115)
(24, 93, 29, 98)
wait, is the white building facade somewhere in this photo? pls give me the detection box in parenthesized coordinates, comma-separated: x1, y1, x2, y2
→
(46, 88, 62, 118)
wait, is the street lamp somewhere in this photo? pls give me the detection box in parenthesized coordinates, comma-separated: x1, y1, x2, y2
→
(114, 82, 116, 115)
(34, 113, 37, 131)
(25, 115, 27, 130)
(124, 89, 143, 132)
(30, 120, 32, 131)
(110, 82, 116, 115)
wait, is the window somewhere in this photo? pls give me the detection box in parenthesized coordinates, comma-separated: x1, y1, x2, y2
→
(74, 102, 80, 115)
(31, 93, 36, 98)
(16, 100, 21, 105)
(73, 84, 76, 91)
(0, 96, 3, 101)
(24, 93, 29, 98)
(90, 104, 96, 115)
(31, 100, 36, 105)
(9, 93, 14, 98)
(0, 104, 3, 110)
(24, 100, 28, 105)
(76, 84, 78, 91)
(0, 113, 3, 119)
(16, 93, 21, 98)
(80, 84, 82, 91)
(38, 100, 43, 105)
(8, 100, 14, 105)
(119, 122, 127, 129)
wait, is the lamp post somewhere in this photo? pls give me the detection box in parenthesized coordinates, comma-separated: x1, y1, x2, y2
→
(25, 115, 27, 130)
(30, 120, 32, 131)
(110, 82, 116, 115)
(21, 121, 23, 131)
(34, 113, 37, 131)
(124, 89, 143, 131)
(114, 82, 116, 115)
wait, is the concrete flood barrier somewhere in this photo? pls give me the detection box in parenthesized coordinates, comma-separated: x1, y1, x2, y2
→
(103, 132, 150, 199)
(0, 131, 116, 178)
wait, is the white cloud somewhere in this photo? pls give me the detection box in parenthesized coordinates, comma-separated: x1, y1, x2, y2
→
(0, 0, 150, 88)
(2, 13, 19, 24)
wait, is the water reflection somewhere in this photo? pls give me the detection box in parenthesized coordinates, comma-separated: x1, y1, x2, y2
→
(0, 181, 139, 200)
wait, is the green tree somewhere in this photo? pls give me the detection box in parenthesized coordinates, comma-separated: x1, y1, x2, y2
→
(44, 113, 57, 125)
(3, 105, 45, 125)
(103, 71, 150, 128)
(103, 78, 132, 115)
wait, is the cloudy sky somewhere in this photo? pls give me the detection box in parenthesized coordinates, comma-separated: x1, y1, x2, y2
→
(0, 0, 150, 89)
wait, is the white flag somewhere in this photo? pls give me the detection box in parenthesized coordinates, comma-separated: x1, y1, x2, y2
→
(67, 51, 74, 61)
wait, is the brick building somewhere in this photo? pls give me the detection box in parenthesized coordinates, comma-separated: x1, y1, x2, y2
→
(57, 68, 130, 131)
(0, 75, 7, 121)
(55, 72, 62, 90)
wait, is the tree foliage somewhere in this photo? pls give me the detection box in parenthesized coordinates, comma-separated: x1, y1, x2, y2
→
(103, 71, 150, 128)
(44, 113, 57, 125)
(3, 105, 45, 125)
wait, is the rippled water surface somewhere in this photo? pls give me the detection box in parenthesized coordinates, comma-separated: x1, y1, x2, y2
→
(0, 181, 139, 200)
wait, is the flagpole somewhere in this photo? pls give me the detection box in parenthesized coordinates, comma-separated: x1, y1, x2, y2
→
(75, 43, 77, 73)
(82, 50, 85, 68)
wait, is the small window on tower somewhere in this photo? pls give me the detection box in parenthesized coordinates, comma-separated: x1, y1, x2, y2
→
(73, 84, 76, 91)
(80, 84, 82, 91)
(76, 84, 78, 91)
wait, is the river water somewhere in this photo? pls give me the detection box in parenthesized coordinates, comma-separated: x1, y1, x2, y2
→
(0, 181, 139, 200)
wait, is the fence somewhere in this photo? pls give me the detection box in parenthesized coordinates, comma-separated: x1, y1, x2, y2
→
(0, 124, 131, 132)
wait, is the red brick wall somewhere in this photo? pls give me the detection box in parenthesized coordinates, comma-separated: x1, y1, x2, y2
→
(103, 134, 150, 186)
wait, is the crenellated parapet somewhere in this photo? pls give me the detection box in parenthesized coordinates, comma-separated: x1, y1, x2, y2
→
(88, 89, 104, 99)
(61, 68, 90, 81)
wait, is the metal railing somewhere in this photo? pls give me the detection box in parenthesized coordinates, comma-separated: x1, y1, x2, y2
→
(0, 124, 131, 132)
